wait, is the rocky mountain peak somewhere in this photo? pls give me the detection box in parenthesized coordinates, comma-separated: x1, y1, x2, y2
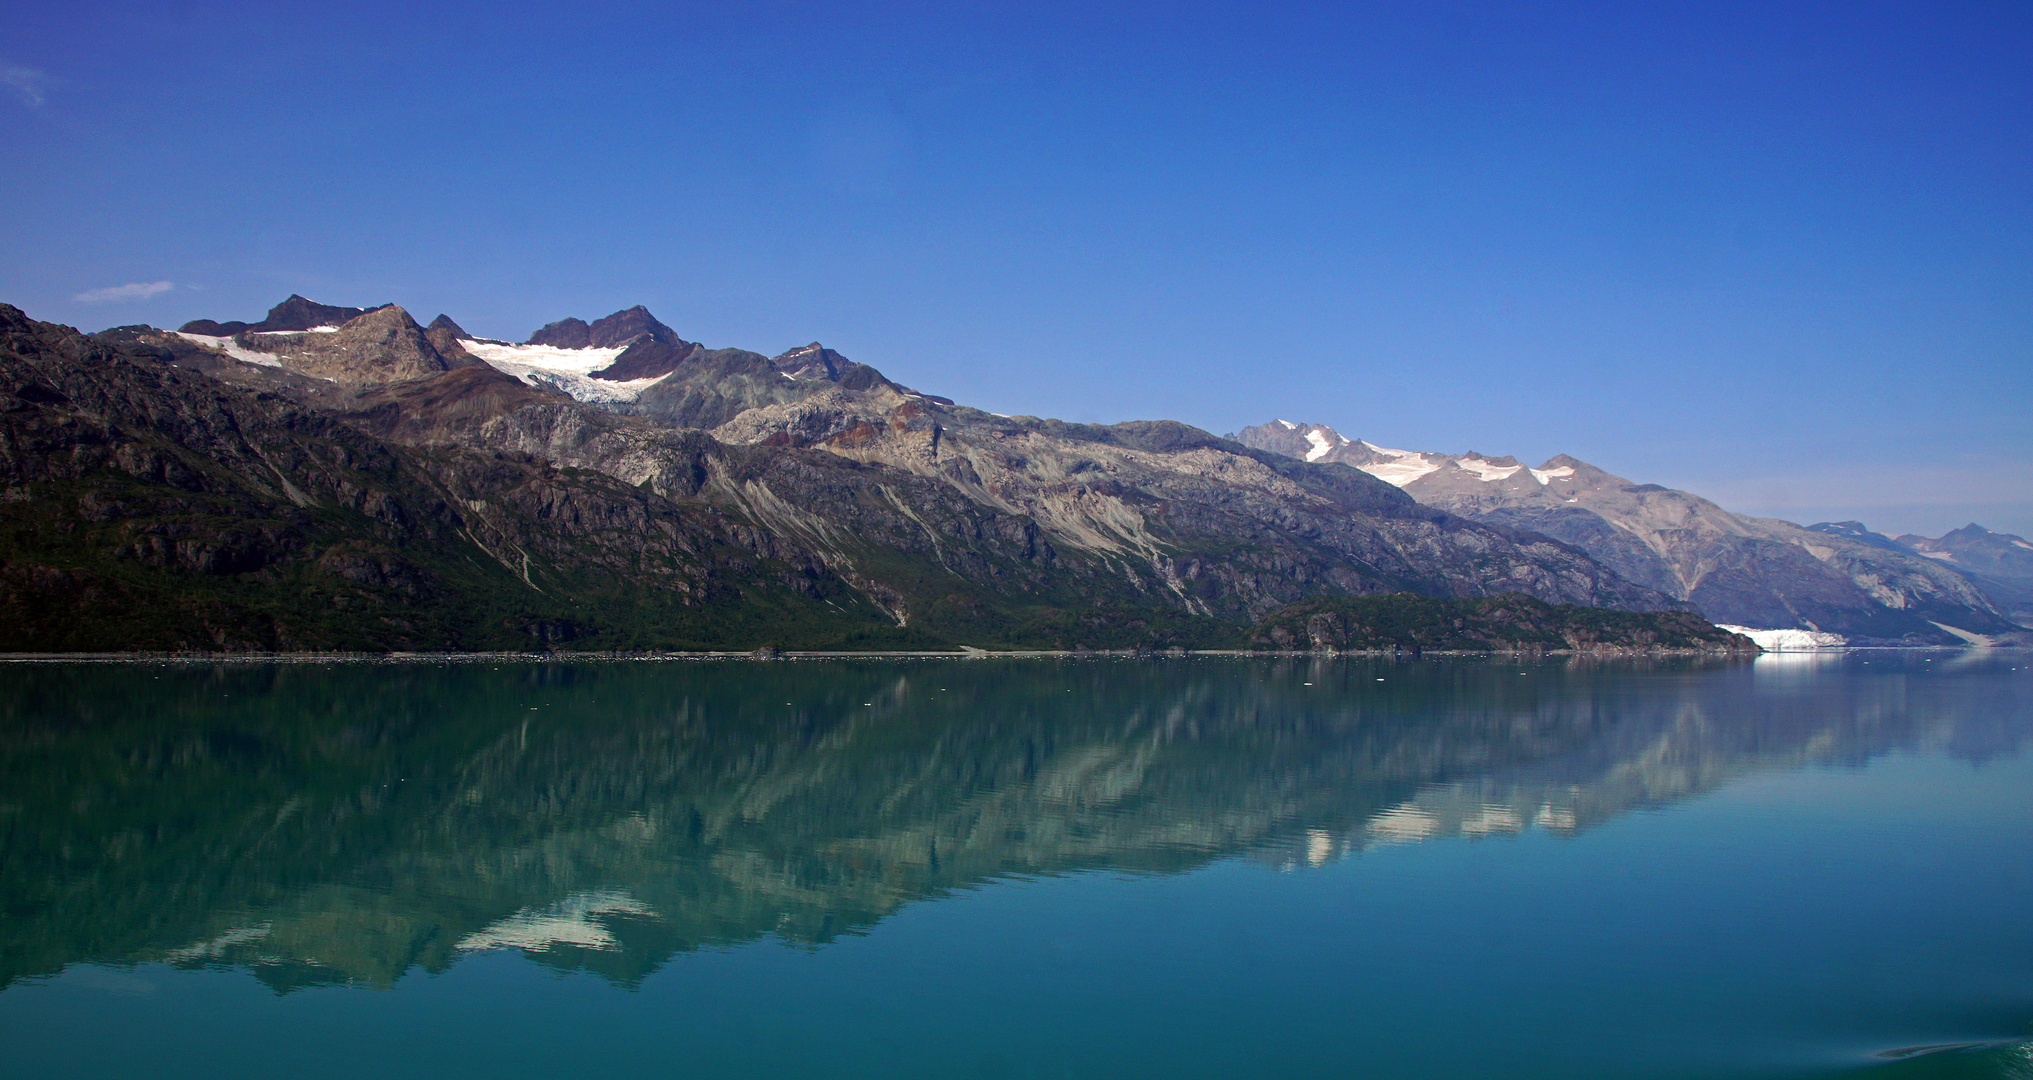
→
(773, 342, 849, 381)
(585, 305, 681, 349)
(527, 307, 684, 351)
(177, 294, 392, 337)
(426, 314, 469, 338)
(242, 305, 459, 384)
(252, 295, 392, 333)
(526, 317, 592, 349)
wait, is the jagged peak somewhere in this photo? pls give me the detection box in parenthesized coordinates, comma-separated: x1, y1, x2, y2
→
(585, 306, 682, 348)
(426, 314, 468, 338)
(253, 295, 392, 333)
(526, 306, 685, 350)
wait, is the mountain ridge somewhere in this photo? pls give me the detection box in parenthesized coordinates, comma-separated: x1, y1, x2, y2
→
(1230, 419, 2021, 645)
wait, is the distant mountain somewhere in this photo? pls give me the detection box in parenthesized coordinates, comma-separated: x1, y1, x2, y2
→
(527, 305, 684, 350)
(1803, 520, 1913, 554)
(1230, 420, 2020, 645)
(1892, 524, 2033, 622)
(179, 294, 391, 337)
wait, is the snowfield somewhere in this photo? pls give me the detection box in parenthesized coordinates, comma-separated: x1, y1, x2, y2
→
(173, 332, 285, 368)
(1456, 457, 1522, 482)
(1304, 428, 1346, 461)
(1353, 441, 1441, 487)
(458, 340, 670, 404)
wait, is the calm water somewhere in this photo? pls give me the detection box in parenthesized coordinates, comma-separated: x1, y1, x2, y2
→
(1, 652, 2030, 1079)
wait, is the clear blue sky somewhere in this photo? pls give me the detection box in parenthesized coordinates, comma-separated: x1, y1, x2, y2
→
(4, 1, 2028, 536)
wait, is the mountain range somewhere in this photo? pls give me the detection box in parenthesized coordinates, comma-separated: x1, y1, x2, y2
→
(0, 292, 1992, 651)
(1230, 420, 2025, 644)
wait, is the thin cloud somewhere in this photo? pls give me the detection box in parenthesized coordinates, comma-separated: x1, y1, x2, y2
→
(0, 65, 47, 107)
(74, 281, 175, 304)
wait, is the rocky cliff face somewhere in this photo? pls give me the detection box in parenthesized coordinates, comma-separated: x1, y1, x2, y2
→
(1231, 420, 2020, 644)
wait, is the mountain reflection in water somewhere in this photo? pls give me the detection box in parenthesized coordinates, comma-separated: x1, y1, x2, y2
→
(0, 653, 2021, 994)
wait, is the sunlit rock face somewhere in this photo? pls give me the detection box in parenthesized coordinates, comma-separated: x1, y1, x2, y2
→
(1, 654, 2007, 991)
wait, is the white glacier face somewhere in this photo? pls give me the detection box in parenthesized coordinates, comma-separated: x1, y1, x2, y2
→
(1716, 625, 1847, 650)
(458, 339, 669, 403)
(1529, 466, 1576, 485)
(1275, 419, 1297, 430)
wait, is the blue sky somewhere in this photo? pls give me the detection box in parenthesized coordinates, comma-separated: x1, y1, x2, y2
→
(3, 1, 2028, 536)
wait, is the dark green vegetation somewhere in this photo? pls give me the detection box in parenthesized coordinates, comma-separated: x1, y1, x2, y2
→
(1254, 593, 1758, 652)
(0, 302, 1725, 651)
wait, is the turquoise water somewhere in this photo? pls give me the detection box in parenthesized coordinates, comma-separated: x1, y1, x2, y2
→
(1, 652, 2030, 1078)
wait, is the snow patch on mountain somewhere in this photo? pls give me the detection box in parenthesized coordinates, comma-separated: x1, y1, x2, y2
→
(1530, 466, 1575, 485)
(1458, 458, 1522, 482)
(173, 332, 285, 368)
(1353, 442, 1442, 487)
(1304, 428, 1345, 462)
(459, 339, 669, 403)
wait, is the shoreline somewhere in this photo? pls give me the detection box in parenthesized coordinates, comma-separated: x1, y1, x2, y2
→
(0, 645, 2000, 663)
